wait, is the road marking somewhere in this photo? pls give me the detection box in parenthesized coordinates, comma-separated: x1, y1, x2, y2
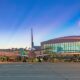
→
(0, 75, 58, 77)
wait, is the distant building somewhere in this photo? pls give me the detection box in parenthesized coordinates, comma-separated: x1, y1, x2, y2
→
(30, 28, 41, 51)
(31, 28, 34, 48)
(33, 46, 41, 51)
(41, 36, 80, 55)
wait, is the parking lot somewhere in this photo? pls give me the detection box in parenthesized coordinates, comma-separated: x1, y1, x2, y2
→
(0, 62, 80, 80)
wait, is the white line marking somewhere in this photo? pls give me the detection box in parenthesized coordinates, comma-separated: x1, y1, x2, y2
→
(0, 75, 58, 77)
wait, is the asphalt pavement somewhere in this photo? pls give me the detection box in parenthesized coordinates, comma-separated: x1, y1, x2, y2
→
(0, 62, 80, 80)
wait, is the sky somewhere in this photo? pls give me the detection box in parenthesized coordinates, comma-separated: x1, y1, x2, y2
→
(0, 0, 80, 49)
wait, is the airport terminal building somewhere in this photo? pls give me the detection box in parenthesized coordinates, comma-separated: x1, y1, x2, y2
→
(41, 36, 80, 55)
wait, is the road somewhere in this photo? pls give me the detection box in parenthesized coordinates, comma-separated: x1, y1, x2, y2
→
(0, 62, 80, 80)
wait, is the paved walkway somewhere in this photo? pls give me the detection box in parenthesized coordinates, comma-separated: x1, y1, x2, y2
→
(0, 62, 80, 80)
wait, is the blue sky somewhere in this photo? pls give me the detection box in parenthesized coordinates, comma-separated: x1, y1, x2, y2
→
(0, 0, 80, 49)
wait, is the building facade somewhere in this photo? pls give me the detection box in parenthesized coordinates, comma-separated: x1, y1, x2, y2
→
(41, 36, 80, 55)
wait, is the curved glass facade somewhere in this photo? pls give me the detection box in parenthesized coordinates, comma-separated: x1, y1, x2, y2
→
(43, 41, 80, 53)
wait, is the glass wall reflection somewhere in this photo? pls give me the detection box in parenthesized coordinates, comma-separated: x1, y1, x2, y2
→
(43, 41, 80, 53)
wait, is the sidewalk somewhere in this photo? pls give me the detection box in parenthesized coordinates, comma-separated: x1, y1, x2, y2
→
(0, 62, 23, 64)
